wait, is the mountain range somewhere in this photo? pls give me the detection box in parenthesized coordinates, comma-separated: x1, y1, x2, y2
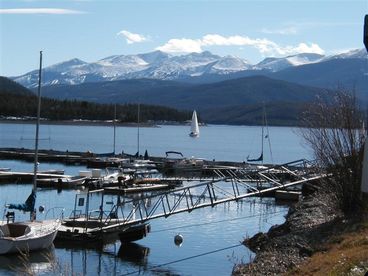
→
(5, 48, 368, 125)
(12, 49, 366, 90)
(39, 75, 335, 125)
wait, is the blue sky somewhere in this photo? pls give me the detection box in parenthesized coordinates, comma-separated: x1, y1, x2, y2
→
(1, 0, 367, 76)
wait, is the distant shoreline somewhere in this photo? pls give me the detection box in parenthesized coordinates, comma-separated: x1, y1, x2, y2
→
(0, 119, 162, 127)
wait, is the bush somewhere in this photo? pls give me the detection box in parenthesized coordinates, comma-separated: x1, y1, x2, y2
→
(299, 90, 366, 215)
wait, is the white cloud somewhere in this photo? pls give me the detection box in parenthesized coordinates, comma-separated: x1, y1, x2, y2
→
(292, 43, 325, 55)
(0, 8, 85, 14)
(261, 27, 298, 35)
(117, 30, 148, 44)
(156, 34, 325, 56)
(156, 38, 202, 53)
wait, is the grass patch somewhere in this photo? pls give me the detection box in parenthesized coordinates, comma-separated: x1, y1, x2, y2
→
(287, 222, 368, 276)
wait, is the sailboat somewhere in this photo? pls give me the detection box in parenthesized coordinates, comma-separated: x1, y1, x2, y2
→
(189, 110, 200, 138)
(0, 51, 60, 255)
(247, 106, 272, 163)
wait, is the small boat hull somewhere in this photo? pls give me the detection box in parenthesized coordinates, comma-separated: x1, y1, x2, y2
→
(119, 223, 150, 243)
(0, 220, 60, 255)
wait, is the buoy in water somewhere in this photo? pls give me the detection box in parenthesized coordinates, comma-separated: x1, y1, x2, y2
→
(38, 205, 45, 213)
(174, 234, 183, 246)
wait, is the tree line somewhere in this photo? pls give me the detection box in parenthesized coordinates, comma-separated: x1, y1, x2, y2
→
(0, 93, 191, 122)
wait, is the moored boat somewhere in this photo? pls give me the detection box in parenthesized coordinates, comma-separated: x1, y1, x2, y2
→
(56, 189, 151, 243)
(0, 220, 60, 254)
(37, 175, 87, 189)
(0, 52, 60, 255)
(119, 223, 150, 243)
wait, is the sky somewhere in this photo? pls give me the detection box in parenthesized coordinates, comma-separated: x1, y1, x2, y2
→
(0, 0, 367, 77)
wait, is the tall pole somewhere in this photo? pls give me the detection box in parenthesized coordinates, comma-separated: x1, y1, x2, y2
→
(113, 104, 116, 155)
(261, 106, 264, 156)
(33, 51, 42, 191)
(137, 103, 140, 156)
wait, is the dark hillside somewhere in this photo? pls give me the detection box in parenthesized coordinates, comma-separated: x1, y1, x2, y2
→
(0, 76, 33, 95)
(0, 77, 190, 122)
(271, 59, 368, 102)
(40, 75, 331, 110)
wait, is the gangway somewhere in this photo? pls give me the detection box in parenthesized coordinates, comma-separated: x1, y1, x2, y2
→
(93, 159, 325, 232)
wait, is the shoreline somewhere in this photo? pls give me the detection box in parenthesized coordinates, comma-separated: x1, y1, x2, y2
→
(0, 119, 162, 128)
(233, 185, 344, 275)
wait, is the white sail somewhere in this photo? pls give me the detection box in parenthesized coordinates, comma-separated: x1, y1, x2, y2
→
(189, 110, 199, 137)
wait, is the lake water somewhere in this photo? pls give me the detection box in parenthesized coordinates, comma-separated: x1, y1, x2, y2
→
(0, 122, 312, 275)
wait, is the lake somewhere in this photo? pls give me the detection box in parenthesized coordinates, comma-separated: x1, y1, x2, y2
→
(0, 122, 312, 275)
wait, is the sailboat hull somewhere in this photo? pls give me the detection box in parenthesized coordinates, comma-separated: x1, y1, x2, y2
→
(0, 220, 60, 255)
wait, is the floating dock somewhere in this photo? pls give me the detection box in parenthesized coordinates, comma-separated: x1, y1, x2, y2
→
(0, 171, 70, 184)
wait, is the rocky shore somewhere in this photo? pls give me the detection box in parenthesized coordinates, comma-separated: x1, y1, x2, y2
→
(233, 185, 344, 275)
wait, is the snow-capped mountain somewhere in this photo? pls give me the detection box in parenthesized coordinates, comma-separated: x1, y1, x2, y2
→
(11, 49, 365, 88)
(204, 55, 252, 74)
(255, 53, 324, 72)
(322, 48, 367, 61)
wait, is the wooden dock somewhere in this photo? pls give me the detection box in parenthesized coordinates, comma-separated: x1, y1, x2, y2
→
(0, 171, 71, 184)
(0, 147, 250, 170)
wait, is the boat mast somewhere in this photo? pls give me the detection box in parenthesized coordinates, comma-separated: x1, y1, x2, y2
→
(137, 102, 140, 156)
(33, 51, 42, 191)
(261, 105, 265, 164)
(113, 104, 116, 155)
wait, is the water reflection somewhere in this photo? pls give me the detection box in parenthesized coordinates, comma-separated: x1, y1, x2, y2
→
(118, 242, 150, 266)
(52, 241, 153, 276)
(0, 246, 56, 275)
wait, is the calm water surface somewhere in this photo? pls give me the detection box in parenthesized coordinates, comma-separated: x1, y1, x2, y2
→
(0, 123, 312, 275)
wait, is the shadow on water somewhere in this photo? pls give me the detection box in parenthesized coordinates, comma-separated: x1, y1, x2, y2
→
(0, 245, 56, 274)
(118, 242, 182, 276)
(118, 242, 150, 266)
(54, 232, 119, 251)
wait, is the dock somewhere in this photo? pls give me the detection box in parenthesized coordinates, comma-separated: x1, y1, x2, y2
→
(0, 171, 70, 184)
(0, 147, 250, 170)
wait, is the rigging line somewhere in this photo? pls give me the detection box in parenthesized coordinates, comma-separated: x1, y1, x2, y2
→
(121, 243, 243, 276)
(150, 210, 286, 233)
(264, 105, 274, 164)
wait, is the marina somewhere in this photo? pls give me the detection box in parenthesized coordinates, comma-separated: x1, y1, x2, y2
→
(1, 1, 365, 274)
(0, 122, 312, 275)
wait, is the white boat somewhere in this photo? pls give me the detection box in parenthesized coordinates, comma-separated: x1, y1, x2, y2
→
(37, 175, 87, 189)
(0, 51, 60, 255)
(189, 110, 200, 137)
(163, 151, 205, 171)
(0, 220, 60, 254)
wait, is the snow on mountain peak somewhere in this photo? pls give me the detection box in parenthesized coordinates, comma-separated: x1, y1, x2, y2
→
(256, 53, 324, 71)
(137, 50, 170, 64)
(48, 58, 87, 72)
(11, 49, 367, 88)
(324, 48, 367, 60)
(210, 55, 251, 73)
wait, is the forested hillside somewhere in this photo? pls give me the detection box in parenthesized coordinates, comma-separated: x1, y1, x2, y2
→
(0, 76, 191, 122)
